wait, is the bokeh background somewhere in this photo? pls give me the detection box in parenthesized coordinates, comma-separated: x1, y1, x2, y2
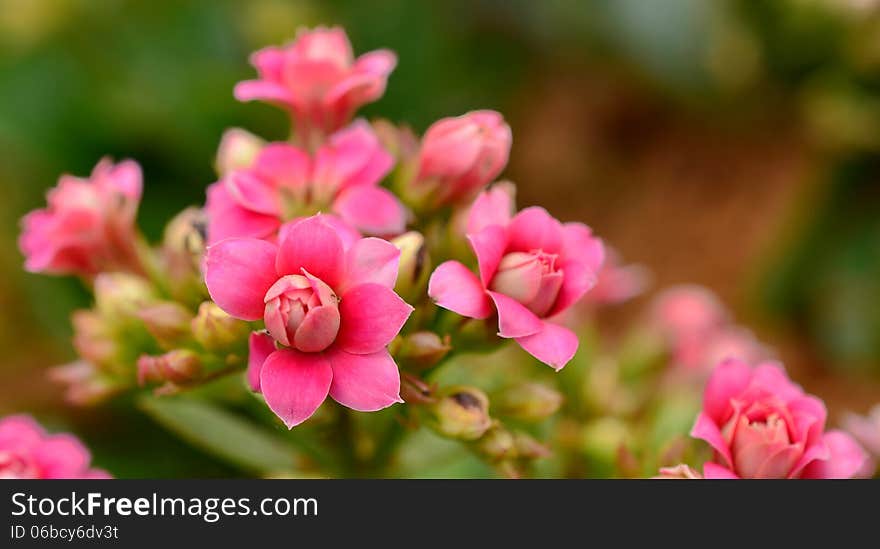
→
(2, 0, 880, 476)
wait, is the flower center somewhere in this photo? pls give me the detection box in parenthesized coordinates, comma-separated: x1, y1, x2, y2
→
(264, 273, 340, 352)
(489, 250, 563, 317)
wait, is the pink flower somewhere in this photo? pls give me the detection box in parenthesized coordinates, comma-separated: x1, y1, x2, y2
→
(205, 215, 413, 427)
(205, 121, 404, 244)
(0, 415, 111, 479)
(415, 111, 512, 206)
(19, 158, 143, 277)
(690, 359, 868, 479)
(841, 405, 880, 476)
(582, 248, 649, 306)
(428, 185, 604, 369)
(234, 26, 396, 138)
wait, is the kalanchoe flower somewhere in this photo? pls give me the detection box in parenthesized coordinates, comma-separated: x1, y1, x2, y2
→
(413, 110, 512, 206)
(583, 248, 649, 306)
(427, 386, 493, 441)
(0, 415, 110, 479)
(428, 185, 604, 369)
(690, 358, 868, 479)
(205, 215, 413, 428)
(841, 405, 880, 476)
(206, 120, 404, 244)
(19, 158, 143, 277)
(234, 26, 396, 140)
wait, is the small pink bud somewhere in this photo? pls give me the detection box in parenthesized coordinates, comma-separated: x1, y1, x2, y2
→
(94, 273, 157, 319)
(395, 331, 451, 371)
(475, 425, 516, 461)
(415, 110, 511, 205)
(191, 301, 250, 352)
(263, 273, 340, 352)
(512, 431, 551, 460)
(71, 310, 118, 367)
(653, 464, 702, 479)
(137, 351, 202, 386)
(137, 302, 194, 349)
(215, 128, 265, 176)
(48, 361, 119, 406)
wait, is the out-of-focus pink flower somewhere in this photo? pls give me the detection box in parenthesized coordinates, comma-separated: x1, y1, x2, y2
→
(841, 405, 880, 477)
(235, 26, 396, 138)
(205, 215, 413, 427)
(206, 121, 403, 244)
(690, 359, 868, 479)
(414, 110, 512, 206)
(0, 415, 111, 479)
(19, 158, 143, 277)
(652, 464, 702, 479)
(583, 248, 649, 306)
(651, 285, 728, 343)
(428, 185, 604, 370)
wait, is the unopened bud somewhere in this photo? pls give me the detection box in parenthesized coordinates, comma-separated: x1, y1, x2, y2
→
(391, 231, 430, 303)
(163, 207, 208, 260)
(94, 273, 156, 318)
(476, 425, 515, 461)
(137, 302, 194, 349)
(652, 464, 702, 480)
(215, 128, 265, 176)
(512, 431, 551, 460)
(48, 361, 120, 406)
(498, 383, 563, 422)
(427, 386, 492, 440)
(581, 417, 632, 467)
(137, 350, 202, 386)
(396, 331, 450, 371)
(191, 301, 250, 352)
(71, 310, 118, 367)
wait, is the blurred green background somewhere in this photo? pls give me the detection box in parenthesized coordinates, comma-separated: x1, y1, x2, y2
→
(3, 0, 880, 476)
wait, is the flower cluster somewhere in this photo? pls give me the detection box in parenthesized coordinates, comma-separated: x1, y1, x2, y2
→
(13, 25, 874, 479)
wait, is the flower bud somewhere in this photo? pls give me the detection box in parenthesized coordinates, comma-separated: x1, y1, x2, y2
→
(191, 301, 251, 352)
(391, 231, 430, 303)
(475, 425, 516, 461)
(395, 331, 450, 371)
(71, 310, 118, 367)
(94, 272, 156, 319)
(215, 128, 265, 176)
(652, 464, 702, 479)
(427, 386, 492, 440)
(512, 431, 551, 460)
(137, 302, 194, 349)
(162, 207, 208, 261)
(498, 383, 563, 422)
(137, 350, 202, 386)
(48, 361, 120, 406)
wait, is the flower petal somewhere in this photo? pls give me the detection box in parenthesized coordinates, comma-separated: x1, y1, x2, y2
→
(800, 431, 868, 479)
(276, 216, 345, 289)
(333, 186, 406, 236)
(336, 283, 413, 354)
(487, 291, 543, 338)
(702, 462, 739, 479)
(259, 349, 333, 429)
(205, 183, 280, 244)
(247, 331, 276, 392)
(205, 238, 279, 321)
(690, 411, 734, 469)
(703, 358, 753, 424)
(514, 321, 578, 370)
(507, 207, 564, 255)
(428, 261, 491, 319)
(467, 225, 508, 285)
(32, 435, 91, 478)
(560, 222, 605, 272)
(467, 183, 514, 234)
(342, 237, 400, 291)
(326, 348, 402, 411)
(549, 259, 598, 317)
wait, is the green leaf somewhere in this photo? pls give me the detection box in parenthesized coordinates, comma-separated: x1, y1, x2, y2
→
(138, 396, 298, 475)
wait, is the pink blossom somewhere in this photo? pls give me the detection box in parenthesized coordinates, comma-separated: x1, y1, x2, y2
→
(841, 405, 880, 476)
(0, 415, 110, 479)
(205, 121, 404, 244)
(19, 158, 143, 277)
(415, 111, 512, 206)
(690, 359, 868, 479)
(583, 248, 649, 306)
(428, 185, 604, 370)
(234, 26, 396, 138)
(205, 215, 413, 427)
